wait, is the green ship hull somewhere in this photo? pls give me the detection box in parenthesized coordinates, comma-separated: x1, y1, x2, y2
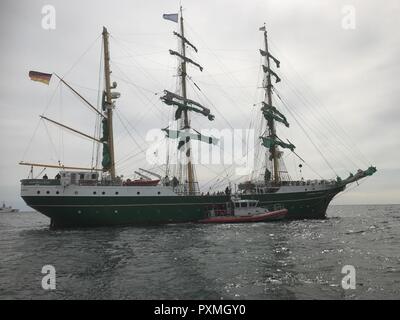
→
(22, 186, 344, 228)
(241, 186, 344, 219)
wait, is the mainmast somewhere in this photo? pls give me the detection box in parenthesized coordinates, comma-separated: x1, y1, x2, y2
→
(179, 7, 195, 194)
(102, 27, 117, 179)
(161, 8, 215, 195)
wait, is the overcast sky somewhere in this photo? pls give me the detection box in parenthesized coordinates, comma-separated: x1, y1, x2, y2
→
(0, 0, 399, 209)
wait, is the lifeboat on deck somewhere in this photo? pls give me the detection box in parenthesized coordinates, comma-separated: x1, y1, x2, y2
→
(123, 179, 160, 186)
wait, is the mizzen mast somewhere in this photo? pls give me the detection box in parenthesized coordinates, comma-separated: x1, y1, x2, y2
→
(102, 27, 119, 179)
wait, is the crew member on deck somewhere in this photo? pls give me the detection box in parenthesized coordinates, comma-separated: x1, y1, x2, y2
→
(172, 176, 179, 188)
(55, 173, 61, 180)
(162, 175, 170, 186)
(43, 174, 48, 180)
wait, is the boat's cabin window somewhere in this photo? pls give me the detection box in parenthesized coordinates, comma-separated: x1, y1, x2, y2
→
(80, 173, 85, 180)
(249, 202, 256, 207)
(235, 203, 240, 208)
(91, 174, 97, 180)
(240, 202, 247, 208)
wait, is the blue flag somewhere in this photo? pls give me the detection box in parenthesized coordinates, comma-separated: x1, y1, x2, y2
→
(163, 13, 178, 23)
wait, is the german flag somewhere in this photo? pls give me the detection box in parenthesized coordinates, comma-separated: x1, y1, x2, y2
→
(29, 71, 52, 85)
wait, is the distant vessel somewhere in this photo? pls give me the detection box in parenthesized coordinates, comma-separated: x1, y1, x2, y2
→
(19, 8, 376, 227)
(0, 202, 19, 213)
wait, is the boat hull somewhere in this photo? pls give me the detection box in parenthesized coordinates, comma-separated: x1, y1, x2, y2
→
(22, 194, 229, 228)
(241, 185, 344, 219)
(21, 185, 343, 227)
(198, 209, 287, 224)
(0, 209, 19, 213)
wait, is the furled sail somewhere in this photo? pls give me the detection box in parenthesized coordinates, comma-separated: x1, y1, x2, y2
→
(102, 143, 111, 170)
(262, 65, 281, 83)
(260, 136, 295, 152)
(173, 32, 198, 52)
(160, 90, 215, 121)
(259, 50, 280, 68)
(261, 102, 289, 127)
(100, 118, 111, 171)
(162, 128, 219, 149)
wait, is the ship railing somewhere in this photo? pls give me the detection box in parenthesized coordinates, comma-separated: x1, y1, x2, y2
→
(20, 179, 61, 186)
(264, 179, 337, 187)
(173, 182, 201, 196)
(78, 180, 99, 186)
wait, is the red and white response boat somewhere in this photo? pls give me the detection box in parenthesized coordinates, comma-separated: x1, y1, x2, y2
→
(198, 199, 287, 224)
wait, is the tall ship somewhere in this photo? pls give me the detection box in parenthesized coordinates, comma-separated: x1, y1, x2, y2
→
(20, 9, 376, 227)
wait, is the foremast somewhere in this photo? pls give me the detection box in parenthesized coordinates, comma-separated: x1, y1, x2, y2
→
(259, 25, 294, 184)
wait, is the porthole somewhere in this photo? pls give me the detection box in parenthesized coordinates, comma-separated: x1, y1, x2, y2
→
(137, 192, 140, 195)
(56, 191, 59, 195)
(37, 191, 40, 194)
(93, 191, 97, 195)
(157, 191, 161, 195)
(115, 192, 119, 195)
(46, 191, 50, 194)
(102, 191, 105, 195)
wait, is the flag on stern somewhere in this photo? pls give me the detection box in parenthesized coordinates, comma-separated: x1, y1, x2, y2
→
(29, 71, 52, 85)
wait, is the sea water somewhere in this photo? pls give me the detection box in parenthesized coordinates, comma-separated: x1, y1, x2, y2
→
(0, 205, 398, 299)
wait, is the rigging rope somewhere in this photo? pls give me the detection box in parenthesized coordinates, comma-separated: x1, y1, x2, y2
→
(274, 88, 339, 177)
(63, 35, 101, 78)
(92, 41, 104, 170)
(269, 40, 370, 168)
(278, 72, 362, 171)
(21, 81, 61, 161)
